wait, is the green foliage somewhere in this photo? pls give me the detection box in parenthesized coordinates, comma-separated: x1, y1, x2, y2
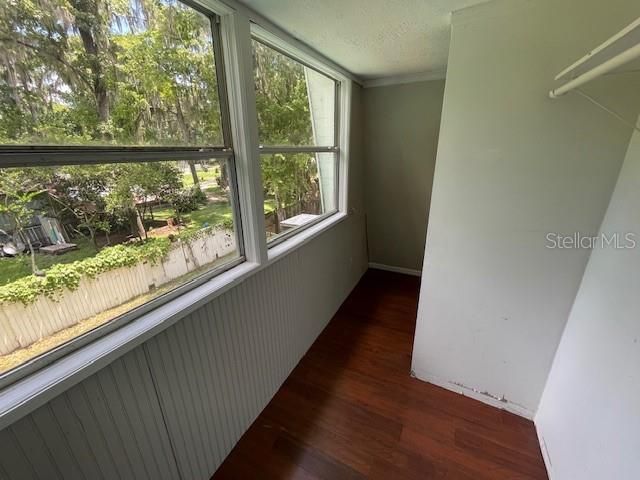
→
(177, 221, 230, 244)
(0, 238, 170, 305)
(1, 0, 322, 216)
(0, 170, 45, 231)
(252, 41, 321, 212)
(0, 0, 223, 146)
(0, 0, 323, 303)
(168, 186, 207, 216)
(216, 217, 234, 231)
(0, 169, 49, 274)
(261, 152, 318, 210)
(252, 40, 313, 145)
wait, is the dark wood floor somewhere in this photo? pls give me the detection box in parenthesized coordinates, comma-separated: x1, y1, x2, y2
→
(213, 269, 548, 479)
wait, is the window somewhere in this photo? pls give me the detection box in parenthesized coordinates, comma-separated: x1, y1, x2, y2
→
(252, 38, 340, 243)
(0, 0, 224, 147)
(0, 1, 350, 390)
(0, 1, 242, 378)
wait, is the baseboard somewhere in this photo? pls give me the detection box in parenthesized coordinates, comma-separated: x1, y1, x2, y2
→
(535, 425, 554, 480)
(411, 368, 535, 420)
(368, 262, 421, 277)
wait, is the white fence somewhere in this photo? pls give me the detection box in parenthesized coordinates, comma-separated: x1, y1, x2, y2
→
(0, 229, 236, 355)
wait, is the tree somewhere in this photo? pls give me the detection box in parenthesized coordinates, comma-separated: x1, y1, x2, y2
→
(0, 0, 224, 146)
(135, 162, 183, 221)
(0, 170, 46, 275)
(253, 41, 320, 230)
(0, 0, 323, 241)
(253, 40, 313, 145)
(49, 165, 112, 249)
(67, 0, 112, 136)
(105, 162, 183, 239)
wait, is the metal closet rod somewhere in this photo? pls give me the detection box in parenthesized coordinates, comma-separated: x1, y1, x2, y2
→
(549, 42, 640, 98)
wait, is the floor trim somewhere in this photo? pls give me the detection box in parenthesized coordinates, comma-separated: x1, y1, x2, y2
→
(412, 368, 535, 420)
(368, 262, 421, 277)
(536, 426, 554, 480)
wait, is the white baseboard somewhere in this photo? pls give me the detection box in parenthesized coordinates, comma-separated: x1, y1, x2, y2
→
(413, 369, 550, 477)
(368, 262, 421, 277)
(536, 425, 554, 480)
(411, 367, 535, 420)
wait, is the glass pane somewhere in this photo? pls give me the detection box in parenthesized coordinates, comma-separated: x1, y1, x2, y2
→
(0, 159, 240, 374)
(0, 0, 224, 146)
(262, 152, 337, 242)
(252, 39, 336, 146)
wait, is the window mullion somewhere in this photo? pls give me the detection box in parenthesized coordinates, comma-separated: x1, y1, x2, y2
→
(0, 147, 232, 168)
(338, 80, 352, 213)
(220, 11, 268, 264)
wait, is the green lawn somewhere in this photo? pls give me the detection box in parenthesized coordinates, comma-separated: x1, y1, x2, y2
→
(0, 198, 277, 286)
(152, 199, 276, 233)
(181, 165, 221, 188)
(151, 200, 233, 234)
(0, 238, 98, 286)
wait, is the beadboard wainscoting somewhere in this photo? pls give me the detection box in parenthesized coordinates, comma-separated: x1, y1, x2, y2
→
(0, 213, 367, 480)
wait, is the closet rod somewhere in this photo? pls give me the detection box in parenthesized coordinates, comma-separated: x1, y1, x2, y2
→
(549, 42, 640, 98)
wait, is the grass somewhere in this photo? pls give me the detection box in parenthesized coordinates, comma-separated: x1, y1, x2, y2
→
(0, 195, 276, 286)
(181, 165, 220, 187)
(153, 198, 276, 232)
(152, 200, 233, 234)
(0, 238, 98, 286)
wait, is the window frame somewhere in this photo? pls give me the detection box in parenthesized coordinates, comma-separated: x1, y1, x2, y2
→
(0, 0, 355, 425)
(0, 5, 246, 389)
(250, 28, 344, 248)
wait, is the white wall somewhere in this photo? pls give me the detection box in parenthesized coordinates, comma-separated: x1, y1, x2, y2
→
(0, 84, 367, 480)
(535, 118, 640, 480)
(412, 0, 640, 417)
(364, 80, 445, 272)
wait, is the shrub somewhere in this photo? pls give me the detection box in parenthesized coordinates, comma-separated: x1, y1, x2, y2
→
(0, 238, 171, 305)
(169, 187, 208, 215)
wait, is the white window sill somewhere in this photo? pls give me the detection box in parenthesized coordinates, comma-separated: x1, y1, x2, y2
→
(0, 210, 348, 429)
(268, 211, 347, 261)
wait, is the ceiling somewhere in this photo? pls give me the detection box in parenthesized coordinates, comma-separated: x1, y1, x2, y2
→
(239, 0, 491, 81)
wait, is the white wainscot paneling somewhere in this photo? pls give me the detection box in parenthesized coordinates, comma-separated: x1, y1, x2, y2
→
(0, 215, 367, 480)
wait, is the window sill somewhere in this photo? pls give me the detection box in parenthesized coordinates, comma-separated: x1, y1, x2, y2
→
(0, 210, 348, 430)
(0, 261, 259, 430)
(268, 211, 347, 262)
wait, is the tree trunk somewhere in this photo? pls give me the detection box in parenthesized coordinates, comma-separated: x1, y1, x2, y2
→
(188, 160, 199, 189)
(95, 83, 109, 126)
(89, 227, 98, 250)
(135, 209, 146, 240)
(175, 96, 200, 189)
(128, 210, 146, 240)
(274, 194, 281, 234)
(25, 236, 40, 276)
(219, 162, 229, 189)
(14, 217, 41, 275)
(70, 0, 111, 135)
(133, 210, 146, 239)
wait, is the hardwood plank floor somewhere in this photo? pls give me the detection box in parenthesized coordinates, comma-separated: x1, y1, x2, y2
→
(212, 269, 548, 480)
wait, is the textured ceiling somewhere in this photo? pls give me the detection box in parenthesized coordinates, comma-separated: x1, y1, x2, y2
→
(239, 0, 491, 80)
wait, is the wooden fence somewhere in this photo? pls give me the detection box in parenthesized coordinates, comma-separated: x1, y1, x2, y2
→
(265, 200, 321, 234)
(0, 229, 236, 355)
